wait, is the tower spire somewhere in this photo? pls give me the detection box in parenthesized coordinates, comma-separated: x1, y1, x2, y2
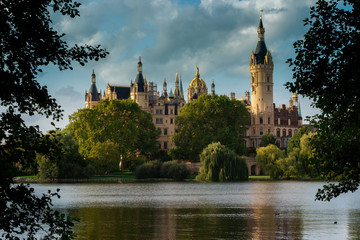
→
(137, 56, 142, 73)
(163, 78, 167, 97)
(91, 69, 96, 84)
(211, 79, 215, 96)
(258, 10, 265, 42)
(180, 75, 184, 98)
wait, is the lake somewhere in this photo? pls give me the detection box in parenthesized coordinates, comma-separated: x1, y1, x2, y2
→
(32, 181, 360, 239)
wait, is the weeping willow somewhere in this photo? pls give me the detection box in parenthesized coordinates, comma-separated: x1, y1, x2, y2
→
(197, 142, 248, 182)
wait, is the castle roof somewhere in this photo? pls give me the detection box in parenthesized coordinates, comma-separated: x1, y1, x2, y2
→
(89, 69, 100, 101)
(135, 57, 145, 92)
(89, 83, 100, 101)
(169, 88, 174, 98)
(108, 85, 130, 100)
(254, 17, 268, 64)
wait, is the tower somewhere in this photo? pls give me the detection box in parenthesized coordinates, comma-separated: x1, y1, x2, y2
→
(211, 80, 215, 96)
(85, 69, 101, 108)
(162, 78, 168, 97)
(249, 12, 274, 137)
(174, 72, 181, 98)
(130, 56, 149, 108)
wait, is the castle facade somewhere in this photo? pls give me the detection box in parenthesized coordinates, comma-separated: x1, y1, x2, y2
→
(85, 15, 302, 152)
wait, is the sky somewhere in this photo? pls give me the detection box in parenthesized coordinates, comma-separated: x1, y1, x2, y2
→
(32, 0, 319, 132)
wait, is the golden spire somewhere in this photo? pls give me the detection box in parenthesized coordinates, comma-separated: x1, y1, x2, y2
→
(195, 66, 200, 78)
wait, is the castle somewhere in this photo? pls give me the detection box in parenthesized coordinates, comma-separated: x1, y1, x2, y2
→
(85, 15, 302, 153)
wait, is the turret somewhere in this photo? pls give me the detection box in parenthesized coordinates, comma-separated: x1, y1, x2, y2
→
(85, 69, 100, 108)
(134, 56, 145, 92)
(174, 71, 181, 97)
(162, 78, 168, 97)
(211, 80, 215, 96)
(179, 75, 184, 98)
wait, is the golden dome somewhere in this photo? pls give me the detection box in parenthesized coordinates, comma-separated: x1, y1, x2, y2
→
(189, 66, 207, 89)
(292, 92, 298, 101)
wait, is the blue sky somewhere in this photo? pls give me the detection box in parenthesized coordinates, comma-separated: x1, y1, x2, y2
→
(32, 0, 318, 132)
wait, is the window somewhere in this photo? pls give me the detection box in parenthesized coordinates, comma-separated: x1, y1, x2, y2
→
(267, 86, 270, 91)
(260, 117, 263, 124)
(156, 118, 163, 124)
(268, 117, 271, 124)
(164, 129, 167, 135)
(253, 117, 255, 124)
(158, 142, 161, 149)
(283, 129, 286, 137)
(288, 129, 292, 137)
(164, 142, 168, 149)
(260, 128, 263, 135)
(277, 128, 280, 137)
(170, 118, 173, 124)
(268, 129, 270, 133)
(267, 76, 270, 82)
(170, 109, 173, 114)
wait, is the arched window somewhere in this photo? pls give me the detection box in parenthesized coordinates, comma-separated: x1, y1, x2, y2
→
(283, 129, 286, 137)
(260, 117, 263, 124)
(288, 129, 292, 137)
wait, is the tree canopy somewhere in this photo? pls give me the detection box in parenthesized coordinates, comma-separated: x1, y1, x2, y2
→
(287, 126, 310, 154)
(36, 130, 93, 179)
(197, 142, 248, 182)
(0, 0, 108, 238)
(256, 144, 286, 179)
(259, 133, 276, 147)
(66, 99, 160, 167)
(286, 0, 360, 200)
(171, 94, 250, 161)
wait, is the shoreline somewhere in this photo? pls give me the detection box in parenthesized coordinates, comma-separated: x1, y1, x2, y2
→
(13, 177, 318, 184)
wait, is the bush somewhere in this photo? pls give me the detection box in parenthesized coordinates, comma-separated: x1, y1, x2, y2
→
(197, 142, 248, 182)
(37, 155, 59, 179)
(128, 158, 146, 172)
(160, 160, 190, 181)
(135, 160, 190, 180)
(135, 160, 161, 179)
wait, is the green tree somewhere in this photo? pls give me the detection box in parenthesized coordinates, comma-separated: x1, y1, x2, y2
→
(286, 0, 360, 200)
(259, 133, 276, 147)
(298, 132, 318, 177)
(36, 130, 93, 179)
(171, 94, 250, 161)
(256, 144, 285, 179)
(0, 0, 107, 238)
(66, 99, 160, 166)
(197, 142, 248, 182)
(287, 126, 310, 154)
(89, 140, 120, 174)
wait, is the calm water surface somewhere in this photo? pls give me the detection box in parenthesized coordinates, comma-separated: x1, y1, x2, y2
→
(33, 181, 360, 240)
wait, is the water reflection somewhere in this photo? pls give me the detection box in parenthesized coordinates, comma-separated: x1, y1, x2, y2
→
(32, 182, 360, 240)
